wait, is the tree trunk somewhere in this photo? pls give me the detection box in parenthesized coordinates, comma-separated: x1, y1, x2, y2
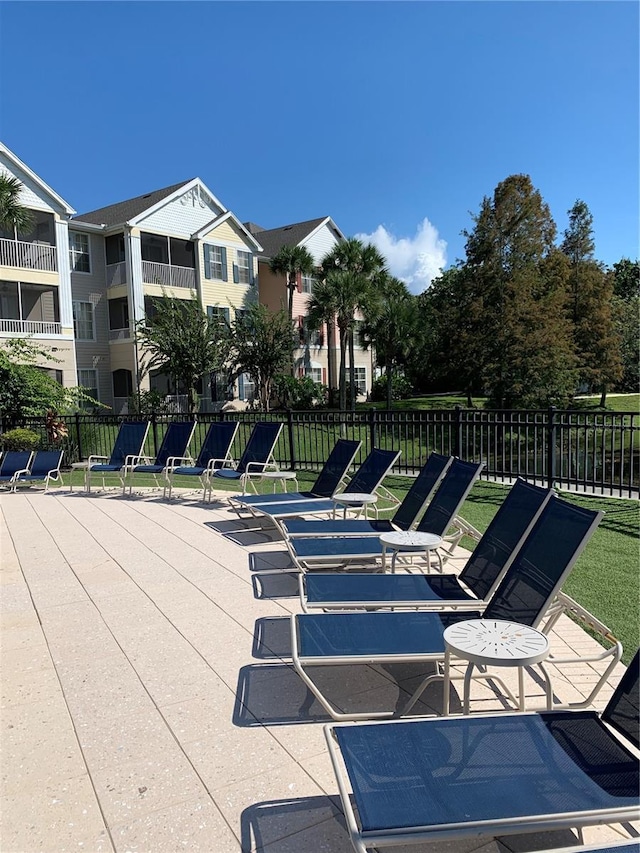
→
(326, 321, 336, 408)
(338, 328, 348, 410)
(349, 329, 356, 410)
(600, 385, 607, 408)
(386, 366, 393, 410)
(288, 278, 296, 376)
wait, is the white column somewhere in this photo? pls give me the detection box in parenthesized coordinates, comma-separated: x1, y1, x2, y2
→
(55, 219, 74, 328)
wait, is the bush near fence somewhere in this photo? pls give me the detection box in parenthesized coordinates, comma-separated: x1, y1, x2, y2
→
(1, 407, 637, 498)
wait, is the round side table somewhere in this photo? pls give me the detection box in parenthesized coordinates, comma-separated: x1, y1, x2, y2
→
(442, 618, 552, 715)
(332, 493, 378, 519)
(69, 461, 89, 492)
(257, 470, 299, 493)
(379, 530, 444, 573)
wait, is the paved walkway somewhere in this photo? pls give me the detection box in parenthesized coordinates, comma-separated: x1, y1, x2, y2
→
(0, 489, 636, 853)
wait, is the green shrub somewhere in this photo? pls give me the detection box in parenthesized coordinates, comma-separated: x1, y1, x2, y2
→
(1, 427, 41, 451)
(370, 374, 413, 403)
(273, 375, 328, 409)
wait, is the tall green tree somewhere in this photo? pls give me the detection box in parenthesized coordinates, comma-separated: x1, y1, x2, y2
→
(226, 303, 296, 411)
(463, 174, 577, 407)
(305, 281, 338, 406)
(269, 245, 316, 322)
(561, 200, 621, 405)
(0, 174, 34, 234)
(317, 238, 387, 408)
(609, 259, 640, 393)
(136, 294, 228, 414)
(359, 275, 419, 409)
(611, 258, 639, 302)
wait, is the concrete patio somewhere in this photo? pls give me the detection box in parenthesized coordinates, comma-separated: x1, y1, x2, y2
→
(1, 487, 637, 853)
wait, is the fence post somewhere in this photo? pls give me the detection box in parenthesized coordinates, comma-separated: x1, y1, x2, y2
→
(287, 410, 296, 470)
(547, 406, 557, 489)
(369, 407, 377, 450)
(75, 413, 83, 461)
(151, 412, 158, 456)
(454, 406, 462, 458)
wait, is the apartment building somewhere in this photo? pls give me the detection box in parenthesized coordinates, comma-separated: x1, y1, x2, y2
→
(247, 217, 375, 398)
(0, 143, 77, 387)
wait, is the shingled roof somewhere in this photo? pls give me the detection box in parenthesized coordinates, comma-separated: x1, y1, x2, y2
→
(73, 179, 195, 226)
(247, 217, 329, 258)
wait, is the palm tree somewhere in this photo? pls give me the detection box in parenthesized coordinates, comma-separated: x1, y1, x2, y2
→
(306, 280, 338, 406)
(269, 244, 316, 322)
(0, 175, 34, 234)
(360, 275, 418, 409)
(318, 239, 387, 408)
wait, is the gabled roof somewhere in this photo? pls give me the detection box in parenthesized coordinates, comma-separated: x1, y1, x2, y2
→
(250, 216, 343, 258)
(0, 141, 75, 215)
(74, 179, 195, 226)
(192, 210, 263, 252)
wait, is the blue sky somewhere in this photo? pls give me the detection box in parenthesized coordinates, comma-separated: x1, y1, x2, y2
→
(1, 1, 637, 293)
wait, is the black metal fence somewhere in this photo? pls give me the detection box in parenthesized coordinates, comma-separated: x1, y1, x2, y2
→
(2, 406, 638, 498)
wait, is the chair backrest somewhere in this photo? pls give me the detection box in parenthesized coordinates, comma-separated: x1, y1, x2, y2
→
(602, 648, 640, 751)
(416, 458, 484, 536)
(310, 439, 362, 497)
(459, 479, 553, 601)
(484, 497, 603, 627)
(29, 450, 63, 477)
(195, 421, 239, 468)
(391, 453, 453, 531)
(343, 448, 401, 495)
(0, 451, 32, 477)
(154, 421, 196, 466)
(236, 422, 283, 474)
(109, 421, 150, 466)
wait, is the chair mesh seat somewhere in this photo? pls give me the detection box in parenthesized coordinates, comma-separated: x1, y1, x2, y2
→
(234, 491, 319, 506)
(213, 469, 242, 480)
(89, 463, 123, 472)
(132, 464, 164, 474)
(335, 712, 640, 834)
(173, 466, 206, 476)
(285, 518, 397, 536)
(294, 536, 387, 559)
(297, 611, 473, 658)
(304, 573, 473, 606)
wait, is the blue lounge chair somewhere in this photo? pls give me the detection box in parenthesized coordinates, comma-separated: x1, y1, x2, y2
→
(232, 448, 403, 532)
(229, 438, 362, 512)
(325, 649, 639, 852)
(165, 421, 239, 501)
(286, 458, 484, 572)
(86, 421, 150, 492)
(299, 478, 552, 611)
(281, 452, 453, 539)
(210, 421, 284, 495)
(0, 451, 33, 488)
(290, 496, 604, 720)
(123, 420, 196, 495)
(10, 449, 64, 492)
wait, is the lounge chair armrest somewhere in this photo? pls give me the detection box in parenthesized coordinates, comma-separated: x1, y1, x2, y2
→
(10, 467, 30, 480)
(244, 461, 276, 475)
(165, 455, 193, 471)
(123, 454, 150, 469)
(87, 455, 109, 465)
(206, 457, 236, 472)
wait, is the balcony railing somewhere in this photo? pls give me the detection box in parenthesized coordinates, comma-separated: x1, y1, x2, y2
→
(0, 318, 62, 335)
(108, 326, 133, 341)
(106, 262, 127, 287)
(142, 261, 196, 290)
(0, 238, 58, 272)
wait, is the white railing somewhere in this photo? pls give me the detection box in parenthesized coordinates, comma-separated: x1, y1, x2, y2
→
(0, 238, 57, 272)
(108, 326, 133, 341)
(164, 394, 189, 413)
(0, 318, 62, 335)
(142, 261, 196, 289)
(106, 262, 127, 287)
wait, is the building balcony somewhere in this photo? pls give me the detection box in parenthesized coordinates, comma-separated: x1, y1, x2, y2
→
(0, 318, 62, 336)
(0, 238, 58, 272)
(142, 261, 195, 290)
(109, 326, 133, 342)
(106, 262, 127, 288)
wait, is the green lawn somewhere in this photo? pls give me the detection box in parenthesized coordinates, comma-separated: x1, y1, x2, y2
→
(357, 392, 640, 413)
(58, 467, 639, 663)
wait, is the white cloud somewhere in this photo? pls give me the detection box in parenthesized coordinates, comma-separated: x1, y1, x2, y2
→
(355, 218, 447, 295)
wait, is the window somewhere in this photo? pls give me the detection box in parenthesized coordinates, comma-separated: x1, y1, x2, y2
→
(237, 251, 251, 285)
(300, 317, 323, 347)
(353, 367, 367, 397)
(77, 369, 98, 405)
(69, 232, 91, 273)
(238, 373, 255, 402)
(204, 244, 227, 281)
(105, 234, 125, 265)
(207, 305, 230, 326)
(305, 366, 323, 384)
(209, 370, 232, 403)
(112, 369, 133, 399)
(140, 232, 169, 264)
(301, 274, 316, 294)
(73, 301, 95, 340)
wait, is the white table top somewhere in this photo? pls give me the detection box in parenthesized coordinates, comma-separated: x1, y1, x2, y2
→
(70, 461, 89, 469)
(259, 470, 297, 479)
(443, 619, 550, 667)
(379, 530, 443, 551)
(333, 493, 378, 505)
